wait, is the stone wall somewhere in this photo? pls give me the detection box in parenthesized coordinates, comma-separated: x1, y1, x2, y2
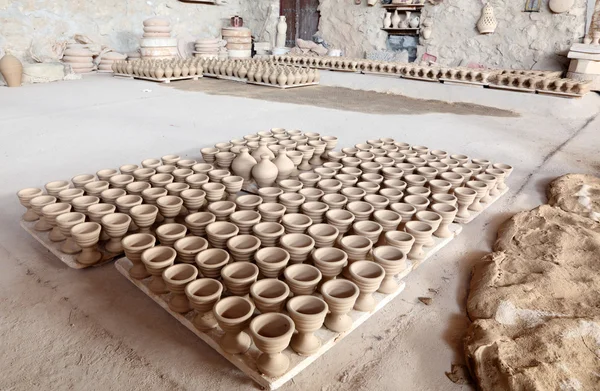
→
(417, 0, 588, 70)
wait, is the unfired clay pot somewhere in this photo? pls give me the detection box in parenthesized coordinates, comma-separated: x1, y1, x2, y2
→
(17, 188, 44, 221)
(129, 204, 159, 234)
(385, 231, 415, 255)
(348, 260, 385, 311)
(254, 247, 291, 278)
(339, 235, 373, 278)
(231, 147, 257, 182)
(41, 202, 72, 242)
(226, 234, 261, 262)
(185, 278, 223, 331)
(415, 211, 442, 247)
(258, 187, 283, 203)
(372, 246, 407, 294)
(71, 222, 103, 265)
(221, 262, 259, 297)
(404, 221, 434, 261)
(208, 200, 237, 221)
(252, 155, 279, 188)
(346, 201, 374, 222)
(195, 248, 230, 278)
(258, 202, 286, 223)
(284, 264, 322, 296)
(250, 278, 290, 313)
(352, 221, 383, 246)
(252, 222, 285, 247)
(163, 263, 198, 313)
(235, 194, 263, 211)
(320, 279, 359, 332)
(250, 313, 295, 377)
(141, 246, 176, 294)
(453, 187, 477, 219)
(430, 203, 458, 238)
(280, 233, 315, 264)
(279, 193, 305, 214)
(156, 195, 183, 224)
(0, 54, 23, 87)
(213, 296, 255, 354)
(101, 213, 131, 253)
(312, 247, 348, 283)
(286, 295, 328, 355)
(185, 212, 216, 236)
(466, 180, 488, 211)
(307, 223, 339, 248)
(155, 223, 187, 247)
(30, 195, 57, 231)
(174, 236, 208, 264)
(325, 209, 355, 237)
(122, 233, 156, 279)
(55, 212, 86, 254)
(206, 221, 239, 249)
(301, 201, 329, 224)
(230, 210, 262, 235)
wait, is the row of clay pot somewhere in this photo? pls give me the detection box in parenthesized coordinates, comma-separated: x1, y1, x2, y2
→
(489, 74, 591, 95)
(112, 59, 203, 79)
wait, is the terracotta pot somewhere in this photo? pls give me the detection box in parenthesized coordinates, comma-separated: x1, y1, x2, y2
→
(221, 262, 259, 297)
(0, 54, 23, 87)
(278, 193, 305, 214)
(235, 194, 263, 211)
(453, 187, 477, 218)
(307, 223, 339, 248)
(286, 295, 328, 355)
(258, 203, 286, 223)
(185, 211, 216, 236)
(254, 247, 290, 278)
(30, 195, 57, 231)
(141, 246, 176, 294)
(298, 187, 324, 202)
(348, 260, 385, 311)
(372, 246, 407, 294)
(430, 203, 458, 238)
(56, 212, 86, 254)
(280, 233, 315, 264)
(207, 200, 236, 222)
(312, 247, 348, 283)
(205, 221, 239, 249)
(185, 278, 223, 331)
(339, 235, 373, 278)
(41, 202, 72, 242)
(71, 222, 103, 266)
(250, 313, 295, 377)
(202, 183, 226, 203)
(163, 263, 198, 313)
(195, 248, 230, 278)
(17, 188, 44, 221)
(404, 221, 434, 261)
(301, 201, 329, 224)
(465, 180, 488, 211)
(346, 201, 374, 222)
(101, 213, 131, 253)
(155, 223, 187, 247)
(431, 193, 457, 207)
(284, 264, 322, 295)
(320, 279, 359, 333)
(226, 234, 261, 262)
(251, 279, 290, 313)
(174, 236, 208, 263)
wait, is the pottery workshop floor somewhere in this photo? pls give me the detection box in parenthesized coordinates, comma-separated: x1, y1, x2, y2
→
(1, 73, 599, 391)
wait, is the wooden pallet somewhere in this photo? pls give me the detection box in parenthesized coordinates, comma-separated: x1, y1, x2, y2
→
(20, 220, 121, 269)
(440, 78, 488, 87)
(217, 74, 248, 83)
(453, 187, 509, 224)
(247, 81, 320, 89)
(114, 223, 461, 390)
(114, 73, 201, 83)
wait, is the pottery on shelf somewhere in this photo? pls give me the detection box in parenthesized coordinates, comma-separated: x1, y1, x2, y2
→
(348, 260, 385, 312)
(185, 278, 223, 331)
(250, 313, 295, 377)
(213, 296, 255, 354)
(385, 231, 415, 255)
(195, 248, 230, 278)
(415, 211, 442, 247)
(101, 213, 131, 253)
(286, 295, 328, 355)
(174, 236, 209, 264)
(320, 279, 359, 332)
(163, 263, 198, 313)
(185, 212, 216, 236)
(155, 223, 187, 247)
(284, 264, 322, 296)
(250, 278, 290, 313)
(70, 222, 103, 266)
(141, 246, 177, 294)
(17, 188, 44, 221)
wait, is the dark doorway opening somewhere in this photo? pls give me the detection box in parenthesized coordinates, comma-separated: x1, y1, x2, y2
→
(280, 0, 320, 47)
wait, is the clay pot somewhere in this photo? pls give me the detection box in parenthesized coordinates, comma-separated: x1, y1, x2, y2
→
(492, 163, 513, 189)
(100, 188, 126, 205)
(178, 189, 205, 214)
(278, 179, 303, 193)
(356, 181, 379, 195)
(312, 247, 348, 283)
(214, 296, 255, 354)
(195, 248, 230, 278)
(55, 212, 86, 254)
(300, 201, 329, 224)
(101, 213, 131, 253)
(141, 246, 176, 294)
(185, 212, 216, 236)
(321, 279, 359, 332)
(142, 158, 162, 169)
(431, 193, 457, 207)
(125, 181, 151, 196)
(155, 222, 187, 247)
(162, 154, 181, 166)
(321, 194, 348, 211)
(258, 187, 283, 203)
(280, 233, 315, 264)
(348, 260, 385, 311)
(372, 246, 407, 294)
(485, 168, 506, 195)
(253, 222, 285, 247)
(385, 231, 415, 255)
(30, 195, 57, 231)
(453, 187, 477, 219)
(205, 221, 239, 249)
(250, 313, 295, 377)
(226, 234, 261, 262)
(186, 174, 210, 189)
(325, 209, 355, 237)
(403, 195, 430, 212)
(430, 204, 458, 238)
(451, 167, 473, 185)
(383, 179, 407, 192)
(286, 295, 327, 355)
(84, 181, 110, 197)
(192, 163, 214, 175)
(279, 193, 305, 213)
(163, 263, 198, 313)
(252, 155, 278, 188)
(109, 174, 134, 189)
(43, 180, 69, 197)
(231, 147, 257, 182)
(230, 210, 261, 235)
(440, 172, 464, 189)
(150, 173, 175, 189)
(0, 54, 23, 87)
(373, 210, 402, 234)
(41, 203, 72, 242)
(215, 152, 236, 170)
(404, 221, 434, 261)
(185, 278, 223, 331)
(251, 278, 290, 313)
(474, 174, 497, 202)
(221, 262, 259, 297)
(415, 211, 442, 247)
(273, 150, 295, 181)
(174, 236, 209, 264)
(314, 168, 336, 180)
(71, 222, 103, 266)
(258, 203, 286, 223)
(280, 213, 312, 235)
(171, 169, 193, 184)
(207, 200, 237, 222)
(335, 174, 358, 189)
(428, 179, 452, 195)
(352, 221, 383, 245)
(284, 264, 322, 295)
(307, 224, 339, 248)
(299, 187, 324, 202)
(466, 180, 488, 211)
(346, 201, 374, 222)
(202, 183, 226, 202)
(235, 194, 263, 211)
(222, 176, 244, 200)
(17, 188, 44, 221)
(339, 235, 373, 278)
(71, 174, 96, 189)
(363, 194, 389, 211)
(254, 247, 290, 278)
(115, 195, 142, 231)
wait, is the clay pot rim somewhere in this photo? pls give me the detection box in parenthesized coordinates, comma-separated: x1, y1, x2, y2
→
(299, 188, 324, 197)
(286, 295, 328, 317)
(142, 158, 161, 165)
(250, 279, 290, 302)
(185, 212, 217, 226)
(312, 247, 348, 264)
(355, 152, 374, 159)
(325, 209, 355, 222)
(429, 179, 452, 188)
(117, 195, 144, 207)
(222, 175, 243, 184)
(405, 221, 435, 234)
(466, 181, 488, 190)
(453, 187, 477, 197)
(462, 163, 482, 170)
(72, 174, 96, 182)
(287, 150, 303, 158)
(30, 195, 57, 207)
(192, 163, 213, 170)
(355, 143, 373, 150)
(236, 194, 263, 205)
(385, 231, 415, 243)
(162, 154, 181, 161)
(308, 223, 339, 237)
(373, 245, 406, 263)
(278, 179, 302, 187)
(87, 204, 116, 215)
(318, 179, 342, 187)
(341, 187, 366, 197)
(150, 173, 174, 182)
(254, 247, 290, 264)
(428, 162, 448, 169)
(314, 167, 336, 175)
(280, 233, 315, 250)
(141, 245, 177, 266)
(335, 174, 358, 181)
(357, 182, 379, 190)
(340, 235, 373, 250)
(279, 193, 304, 202)
(475, 174, 496, 182)
(70, 196, 99, 206)
(71, 221, 101, 236)
(174, 236, 209, 253)
(342, 147, 359, 154)
(373, 210, 402, 223)
(322, 194, 347, 203)
(178, 159, 198, 166)
(258, 203, 286, 213)
(298, 173, 320, 181)
(346, 201, 374, 214)
(432, 193, 457, 202)
(110, 174, 134, 183)
(404, 195, 429, 206)
(221, 262, 259, 280)
(185, 278, 223, 299)
(364, 194, 389, 204)
(230, 210, 261, 221)
(186, 173, 209, 183)
(493, 163, 513, 171)
(258, 187, 284, 196)
(374, 156, 394, 164)
(404, 174, 427, 182)
(58, 188, 84, 197)
(162, 263, 198, 283)
(41, 202, 71, 215)
(353, 220, 383, 234)
(281, 213, 312, 226)
(406, 186, 430, 196)
(102, 188, 127, 198)
(155, 223, 187, 237)
(472, 158, 491, 165)
(208, 200, 236, 212)
(250, 312, 295, 342)
(202, 183, 226, 191)
(302, 201, 329, 213)
(379, 188, 402, 197)
(209, 169, 230, 176)
(431, 203, 458, 214)
(101, 212, 131, 225)
(440, 158, 460, 166)
(56, 212, 86, 225)
(180, 189, 206, 199)
(206, 221, 239, 236)
(382, 167, 403, 174)
(349, 260, 385, 281)
(96, 169, 118, 176)
(126, 182, 151, 191)
(196, 248, 230, 265)
(45, 180, 70, 190)
(172, 168, 194, 176)
(416, 167, 437, 174)
(227, 234, 261, 251)
(253, 222, 285, 236)
(360, 162, 382, 170)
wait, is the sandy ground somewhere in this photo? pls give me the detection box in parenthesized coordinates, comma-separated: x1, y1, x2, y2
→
(1, 72, 599, 391)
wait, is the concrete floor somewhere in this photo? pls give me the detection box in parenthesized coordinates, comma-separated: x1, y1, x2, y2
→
(1, 72, 599, 391)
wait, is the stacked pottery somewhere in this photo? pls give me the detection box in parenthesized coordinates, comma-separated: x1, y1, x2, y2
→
(62, 44, 95, 74)
(98, 52, 127, 73)
(222, 27, 252, 59)
(140, 17, 178, 60)
(194, 38, 225, 60)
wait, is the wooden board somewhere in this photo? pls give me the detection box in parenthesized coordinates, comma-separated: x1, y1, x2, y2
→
(382, 3, 424, 9)
(20, 220, 121, 269)
(114, 73, 201, 83)
(402, 75, 439, 82)
(440, 78, 488, 87)
(217, 74, 248, 83)
(453, 187, 509, 224)
(536, 89, 583, 98)
(114, 223, 461, 390)
(247, 81, 320, 89)
(488, 84, 536, 93)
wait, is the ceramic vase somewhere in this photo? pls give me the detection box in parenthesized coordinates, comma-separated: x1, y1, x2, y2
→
(250, 279, 290, 313)
(195, 248, 230, 278)
(185, 278, 223, 331)
(163, 263, 198, 313)
(252, 156, 278, 188)
(391, 10, 401, 29)
(372, 246, 407, 294)
(250, 313, 295, 377)
(320, 279, 359, 332)
(477, 3, 497, 34)
(276, 16, 287, 48)
(214, 296, 255, 354)
(286, 296, 328, 355)
(70, 222, 103, 266)
(348, 261, 385, 311)
(273, 150, 295, 181)
(141, 246, 176, 294)
(122, 233, 156, 279)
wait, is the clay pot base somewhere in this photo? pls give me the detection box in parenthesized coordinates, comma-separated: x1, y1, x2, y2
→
(23, 209, 39, 222)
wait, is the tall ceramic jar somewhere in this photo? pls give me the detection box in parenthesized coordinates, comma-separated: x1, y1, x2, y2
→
(391, 10, 401, 29)
(252, 155, 279, 188)
(273, 150, 295, 181)
(252, 141, 275, 161)
(232, 147, 257, 183)
(0, 54, 23, 87)
(383, 12, 392, 28)
(276, 16, 287, 48)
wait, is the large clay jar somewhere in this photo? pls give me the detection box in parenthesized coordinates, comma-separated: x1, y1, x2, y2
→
(372, 246, 407, 294)
(254, 247, 290, 278)
(213, 296, 255, 354)
(320, 279, 359, 332)
(250, 313, 295, 377)
(185, 278, 223, 331)
(122, 233, 156, 279)
(162, 263, 198, 313)
(284, 264, 322, 296)
(348, 260, 385, 312)
(287, 295, 328, 355)
(70, 222, 103, 266)
(273, 150, 295, 181)
(0, 54, 23, 87)
(252, 155, 279, 188)
(141, 246, 177, 294)
(250, 278, 290, 313)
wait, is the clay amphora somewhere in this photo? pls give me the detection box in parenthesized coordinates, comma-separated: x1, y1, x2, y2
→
(286, 295, 328, 355)
(122, 233, 156, 279)
(195, 248, 230, 278)
(41, 202, 72, 241)
(250, 279, 290, 313)
(213, 296, 255, 354)
(101, 213, 131, 253)
(17, 188, 44, 221)
(0, 54, 23, 87)
(185, 278, 223, 331)
(404, 221, 434, 261)
(141, 246, 176, 294)
(348, 261, 385, 311)
(273, 150, 295, 181)
(320, 279, 359, 332)
(453, 187, 477, 219)
(70, 222, 103, 266)
(30, 195, 57, 231)
(250, 313, 295, 377)
(284, 264, 322, 296)
(163, 263, 198, 313)
(252, 155, 278, 188)
(280, 233, 315, 264)
(372, 246, 407, 294)
(174, 236, 208, 264)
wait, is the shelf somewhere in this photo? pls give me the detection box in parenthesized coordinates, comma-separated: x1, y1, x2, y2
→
(382, 3, 424, 10)
(381, 28, 420, 35)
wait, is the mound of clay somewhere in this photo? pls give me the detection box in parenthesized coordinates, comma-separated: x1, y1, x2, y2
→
(465, 175, 600, 391)
(547, 174, 600, 221)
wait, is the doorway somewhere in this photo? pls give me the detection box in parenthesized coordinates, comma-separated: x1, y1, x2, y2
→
(280, 0, 320, 47)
